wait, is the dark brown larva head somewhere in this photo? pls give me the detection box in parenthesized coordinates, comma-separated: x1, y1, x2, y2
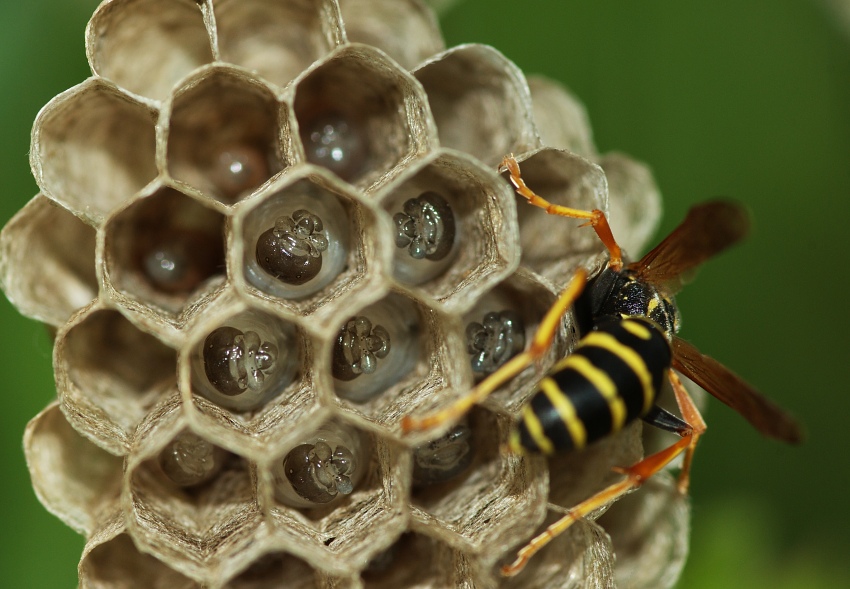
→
(393, 191, 456, 262)
(283, 441, 356, 503)
(256, 210, 329, 285)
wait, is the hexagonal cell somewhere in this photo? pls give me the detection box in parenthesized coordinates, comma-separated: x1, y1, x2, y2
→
(0, 194, 97, 327)
(410, 418, 475, 491)
(598, 473, 689, 589)
(459, 270, 563, 413)
(507, 148, 608, 285)
(339, 0, 444, 70)
(269, 419, 370, 510)
(379, 151, 519, 310)
(414, 44, 538, 167)
(500, 518, 615, 589)
(188, 308, 301, 413)
(265, 427, 406, 568)
(409, 408, 544, 552)
(87, 0, 214, 101)
(105, 186, 226, 317)
(598, 152, 662, 258)
(330, 292, 422, 405)
(175, 294, 320, 457)
(360, 533, 460, 588)
(127, 429, 260, 567)
(32, 78, 158, 225)
(55, 305, 177, 454)
(293, 45, 435, 189)
(224, 551, 321, 589)
(546, 421, 644, 511)
(526, 75, 596, 158)
(237, 172, 373, 313)
(214, 0, 343, 89)
(24, 402, 123, 536)
(80, 531, 201, 589)
(166, 68, 285, 204)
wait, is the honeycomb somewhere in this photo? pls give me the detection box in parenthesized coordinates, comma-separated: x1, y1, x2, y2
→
(3, 0, 689, 587)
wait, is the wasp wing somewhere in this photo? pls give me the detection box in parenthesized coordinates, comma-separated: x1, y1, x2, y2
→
(630, 200, 750, 293)
(671, 336, 802, 443)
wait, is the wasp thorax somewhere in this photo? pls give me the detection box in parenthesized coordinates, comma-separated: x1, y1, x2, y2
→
(256, 210, 329, 285)
(393, 192, 455, 261)
(203, 326, 279, 396)
(209, 144, 270, 201)
(303, 114, 366, 181)
(465, 310, 525, 378)
(412, 422, 474, 488)
(158, 432, 225, 488)
(332, 316, 391, 381)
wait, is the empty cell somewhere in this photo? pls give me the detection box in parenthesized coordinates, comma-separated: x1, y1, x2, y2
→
(215, 0, 341, 89)
(33, 80, 157, 224)
(415, 45, 537, 166)
(88, 0, 213, 101)
(0, 195, 97, 327)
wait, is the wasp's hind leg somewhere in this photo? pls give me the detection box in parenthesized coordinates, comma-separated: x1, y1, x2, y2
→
(500, 154, 623, 271)
(401, 268, 588, 434)
(666, 370, 707, 493)
(500, 369, 705, 577)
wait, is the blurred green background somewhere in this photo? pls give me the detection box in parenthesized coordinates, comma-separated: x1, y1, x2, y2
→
(1, 0, 848, 587)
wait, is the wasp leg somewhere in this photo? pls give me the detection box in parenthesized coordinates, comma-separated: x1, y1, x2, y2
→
(401, 268, 588, 433)
(499, 154, 623, 271)
(500, 380, 701, 576)
(668, 370, 707, 494)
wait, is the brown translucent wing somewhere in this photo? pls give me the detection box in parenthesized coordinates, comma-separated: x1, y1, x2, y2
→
(672, 337, 803, 443)
(629, 200, 750, 293)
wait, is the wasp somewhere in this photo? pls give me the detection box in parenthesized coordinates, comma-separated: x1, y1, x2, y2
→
(402, 155, 802, 576)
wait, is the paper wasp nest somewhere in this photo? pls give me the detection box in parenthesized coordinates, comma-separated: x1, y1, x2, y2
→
(3, 0, 686, 587)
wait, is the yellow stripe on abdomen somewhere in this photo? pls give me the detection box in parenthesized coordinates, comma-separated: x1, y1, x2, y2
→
(621, 319, 653, 341)
(539, 376, 588, 450)
(520, 403, 554, 454)
(580, 331, 655, 415)
(562, 355, 627, 431)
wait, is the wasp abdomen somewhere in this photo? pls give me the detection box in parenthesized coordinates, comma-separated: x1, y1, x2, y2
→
(513, 318, 671, 454)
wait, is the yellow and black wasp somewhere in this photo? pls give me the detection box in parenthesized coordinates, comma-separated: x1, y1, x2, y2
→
(402, 155, 802, 576)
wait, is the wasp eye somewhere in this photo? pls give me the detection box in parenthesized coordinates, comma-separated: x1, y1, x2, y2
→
(203, 326, 279, 396)
(302, 114, 366, 181)
(393, 192, 456, 262)
(158, 432, 225, 488)
(255, 210, 329, 285)
(465, 310, 525, 377)
(412, 422, 474, 488)
(331, 315, 392, 381)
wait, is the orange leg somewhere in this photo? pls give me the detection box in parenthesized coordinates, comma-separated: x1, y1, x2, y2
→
(668, 370, 707, 494)
(500, 154, 623, 271)
(401, 268, 588, 434)
(500, 369, 705, 577)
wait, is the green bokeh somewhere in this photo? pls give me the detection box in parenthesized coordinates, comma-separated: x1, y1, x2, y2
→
(1, 1, 847, 587)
